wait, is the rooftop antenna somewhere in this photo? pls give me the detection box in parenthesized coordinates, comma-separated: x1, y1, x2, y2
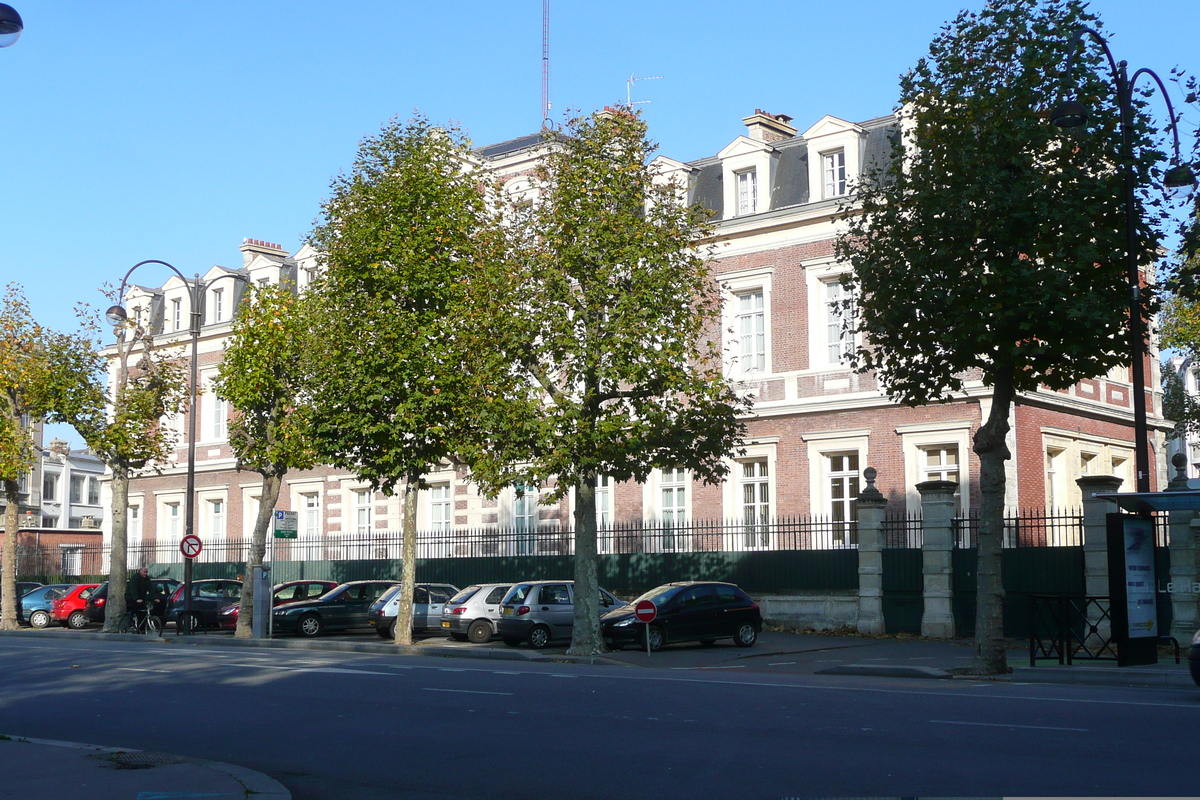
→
(626, 72, 662, 108)
(541, 0, 551, 128)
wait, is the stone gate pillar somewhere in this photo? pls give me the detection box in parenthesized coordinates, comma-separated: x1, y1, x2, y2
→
(917, 480, 957, 638)
(856, 467, 886, 635)
(1078, 474, 1123, 645)
(1164, 454, 1200, 643)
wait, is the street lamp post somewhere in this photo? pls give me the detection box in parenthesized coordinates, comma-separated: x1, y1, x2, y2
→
(106, 260, 248, 633)
(1051, 27, 1197, 494)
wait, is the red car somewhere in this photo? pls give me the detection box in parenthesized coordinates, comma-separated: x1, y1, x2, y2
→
(218, 580, 338, 629)
(51, 583, 100, 629)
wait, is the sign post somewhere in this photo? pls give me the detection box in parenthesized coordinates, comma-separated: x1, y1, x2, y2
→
(635, 600, 658, 658)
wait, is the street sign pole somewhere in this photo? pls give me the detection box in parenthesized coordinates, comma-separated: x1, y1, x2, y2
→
(635, 600, 658, 659)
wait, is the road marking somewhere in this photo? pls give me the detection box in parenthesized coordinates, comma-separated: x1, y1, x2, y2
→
(930, 719, 1089, 732)
(768, 662, 796, 666)
(549, 674, 578, 678)
(423, 688, 513, 696)
(695, 665, 745, 670)
(117, 668, 171, 673)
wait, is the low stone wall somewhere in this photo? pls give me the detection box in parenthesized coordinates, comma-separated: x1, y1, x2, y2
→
(756, 591, 859, 630)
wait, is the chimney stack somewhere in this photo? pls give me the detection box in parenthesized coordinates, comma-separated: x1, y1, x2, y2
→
(49, 438, 70, 456)
(239, 238, 287, 268)
(742, 109, 797, 143)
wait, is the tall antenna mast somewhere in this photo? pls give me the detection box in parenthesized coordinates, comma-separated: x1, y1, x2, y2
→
(541, 0, 551, 128)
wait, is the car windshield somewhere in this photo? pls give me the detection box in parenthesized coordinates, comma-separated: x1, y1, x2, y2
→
(631, 585, 683, 607)
(448, 586, 480, 604)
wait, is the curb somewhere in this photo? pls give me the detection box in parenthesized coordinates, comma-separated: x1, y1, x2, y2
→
(0, 735, 291, 799)
(1011, 665, 1196, 689)
(814, 664, 953, 679)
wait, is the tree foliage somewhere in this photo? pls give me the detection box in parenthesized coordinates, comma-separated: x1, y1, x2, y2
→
(835, 0, 1174, 673)
(463, 109, 749, 655)
(0, 284, 106, 630)
(306, 115, 492, 645)
(215, 282, 318, 638)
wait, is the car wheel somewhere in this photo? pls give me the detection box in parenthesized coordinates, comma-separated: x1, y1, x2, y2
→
(29, 610, 51, 629)
(297, 613, 323, 637)
(178, 611, 202, 634)
(528, 625, 552, 649)
(733, 623, 758, 648)
(449, 632, 469, 642)
(467, 619, 493, 644)
(68, 610, 89, 629)
(645, 625, 665, 652)
(375, 626, 392, 639)
(387, 619, 399, 640)
(502, 636, 523, 647)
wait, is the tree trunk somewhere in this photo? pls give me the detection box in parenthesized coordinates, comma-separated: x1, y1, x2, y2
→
(568, 475, 604, 656)
(972, 376, 1015, 674)
(103, 465, 130, 633)
(393, 476, 418, 646)
(1, 479, 19, 631)
(236, 471, 282, 639)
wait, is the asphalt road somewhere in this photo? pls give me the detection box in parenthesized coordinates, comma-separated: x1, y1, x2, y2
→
(1, 635, 1197, 799)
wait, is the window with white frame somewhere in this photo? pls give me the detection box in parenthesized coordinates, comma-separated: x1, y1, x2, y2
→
(208, 498, 226, 538)
(17, 471, 28, 494)
(70, 475, 85, 504)
(735, 290, 765, 375)
(171, 298, 182, 332)
(301, 492, 320, 538)
(353, 489, 372, 536)
(164, 502, 181, 541)
(823, 150, 847, 198)
(211, 288, 225, 324)
(826, 279, 855, 366)
(740, 460, 770, 548)
(87, 478, 100, 505)
(60, 545, 83, 576)
(660, 467, 688, 524)
(827, 452, 859, 547)
(128, 504, 141, 545)
(513, 485, 537, 555)
(205, 379, 227, 442)
(1045, 448, 1066, 510)
(595, 476, 611, 529)
(920, 445, 961, 512)
(736, 169, 757, 216)
(1080, 451, 1097, 476)
(42, 473, 57, 501)
(429, 484, 452, 532)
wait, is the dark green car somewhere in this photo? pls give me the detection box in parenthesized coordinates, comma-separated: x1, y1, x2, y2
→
(273, 580, 399, 637)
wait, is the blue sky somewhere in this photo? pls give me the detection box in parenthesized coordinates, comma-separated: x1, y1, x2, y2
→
(2, 1, 1197, 446)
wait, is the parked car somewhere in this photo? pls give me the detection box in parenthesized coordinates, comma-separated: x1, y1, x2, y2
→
(217, 580, 339, 630)
(273, 580, 399, 637)
(1190, 628, 1200, 687)
(165, 579, 243, 632)
(50, 583, 100, 629)
(367, 583, 459, 640)
(440, 583, 513, 643)
(86, 579, 181, 625)
(18, 584, 73, 628)
(601, 581, 762, 651)
(497, 580, 628, 649)
(0, 581, 44, 615)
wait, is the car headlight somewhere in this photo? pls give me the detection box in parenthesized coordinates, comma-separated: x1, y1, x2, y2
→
(613, 618, 637, 628)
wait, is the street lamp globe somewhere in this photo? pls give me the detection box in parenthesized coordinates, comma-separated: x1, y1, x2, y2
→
(104, 305, 128, 327)
(0, 3, 23, 48)
(1049, 99, 1088, 129)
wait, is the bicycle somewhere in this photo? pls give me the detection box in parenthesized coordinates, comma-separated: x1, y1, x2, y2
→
(120, 606, 162, 636)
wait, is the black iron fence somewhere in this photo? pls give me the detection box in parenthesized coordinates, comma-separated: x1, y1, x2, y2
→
(952, 508, 1084, 548)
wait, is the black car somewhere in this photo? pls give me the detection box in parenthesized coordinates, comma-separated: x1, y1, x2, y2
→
(165, 579, 243, 632)
(274, 580, 399, 637)
(1190, 628, 1200, 687)
(601, 581, 762, 651)
(86, 578, 182, 624)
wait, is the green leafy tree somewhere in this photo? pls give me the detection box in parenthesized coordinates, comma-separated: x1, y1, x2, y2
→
(835, 0, 1172, 673)
(0, 285, 102, 630)
(215, 283, 318, 638)
(464, 109, 749, 656)
(306, 116, 493, 645)
(77, 298, 189, 632)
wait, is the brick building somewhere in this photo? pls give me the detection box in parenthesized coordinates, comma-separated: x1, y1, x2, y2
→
(103, 109, 1167, 553)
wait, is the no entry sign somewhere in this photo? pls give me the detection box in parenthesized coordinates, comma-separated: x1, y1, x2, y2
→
(180, 534, 203, 559)
(635, 600, 657, 623)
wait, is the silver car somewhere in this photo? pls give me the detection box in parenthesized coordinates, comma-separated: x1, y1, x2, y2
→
(440, 583, 512, 643)
(367, 583, 458, 639)
(497, 580, 628, 649)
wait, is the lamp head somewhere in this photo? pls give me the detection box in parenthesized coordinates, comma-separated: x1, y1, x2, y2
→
(1163, 163, 1197, 191)
(1050, 99, 1089, 129)
(0, 3, 22, 48)
(105, 305, 128, 327)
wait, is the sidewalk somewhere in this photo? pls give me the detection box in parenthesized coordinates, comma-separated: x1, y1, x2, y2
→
(0, 735, 290, 800)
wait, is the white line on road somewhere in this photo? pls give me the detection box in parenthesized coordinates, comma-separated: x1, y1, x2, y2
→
(768, 662, 797, 666)
(930, 719, 1088, 732)
(423, 688, 513, 696)
(117, 668, 171, 673)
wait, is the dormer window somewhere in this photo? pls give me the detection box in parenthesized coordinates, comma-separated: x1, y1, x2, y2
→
(211, 288, 225, 324)
(171, 298, 182, 332)
(736, 169, 758, 215)
(823, 150, 847, 198)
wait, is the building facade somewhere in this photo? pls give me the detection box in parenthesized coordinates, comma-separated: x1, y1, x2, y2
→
(104, 109, 1168, 552)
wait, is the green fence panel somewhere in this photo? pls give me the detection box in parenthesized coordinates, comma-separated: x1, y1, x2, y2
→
(882, 548, 922, 634)
(952, 546, 1084, 638)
